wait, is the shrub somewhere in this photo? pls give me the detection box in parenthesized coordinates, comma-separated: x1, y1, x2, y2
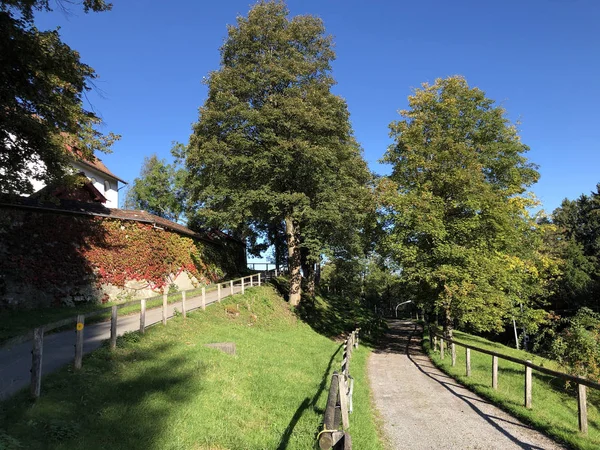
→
(550, 307, 600, 379)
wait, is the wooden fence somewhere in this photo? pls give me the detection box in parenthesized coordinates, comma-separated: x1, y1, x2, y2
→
(28, 273, 263, 399)
(429, 327, 598, 435)
(318, 329, 360, 450)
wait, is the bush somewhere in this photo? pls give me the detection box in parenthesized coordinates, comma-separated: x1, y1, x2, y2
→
(550, 307, 600, 379)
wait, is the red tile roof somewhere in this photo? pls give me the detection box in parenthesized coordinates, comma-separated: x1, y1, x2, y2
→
(76, 156, 127, 184)
(0, 196, 243, 246)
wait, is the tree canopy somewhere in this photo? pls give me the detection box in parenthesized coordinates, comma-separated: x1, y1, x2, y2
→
(183, 0, 372, 305)
(380, 76, 552, 335)
(0, 0, 118, 195)
(124, 154, 186, 221)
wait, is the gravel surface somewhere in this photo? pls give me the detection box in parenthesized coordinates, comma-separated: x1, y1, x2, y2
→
(368, 320, 564, 450)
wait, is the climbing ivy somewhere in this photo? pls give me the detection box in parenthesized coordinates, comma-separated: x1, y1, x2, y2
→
(0, 210, 224, 307)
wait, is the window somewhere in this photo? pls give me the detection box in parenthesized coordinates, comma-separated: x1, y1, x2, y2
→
(104, 180, 111, 192)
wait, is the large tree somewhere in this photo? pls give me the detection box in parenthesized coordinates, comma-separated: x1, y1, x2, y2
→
(0, 0, 119, 195)
(381, 76, 551, 336)
(124, 154, 186, 221)
(184, 1, 371, 305)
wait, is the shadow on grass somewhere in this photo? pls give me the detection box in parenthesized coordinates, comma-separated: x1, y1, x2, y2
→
(0, 338, 205, 450)
(276, 345, 342, 450)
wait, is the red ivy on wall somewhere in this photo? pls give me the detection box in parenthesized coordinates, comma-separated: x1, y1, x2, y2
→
(1, 212, 220, 299)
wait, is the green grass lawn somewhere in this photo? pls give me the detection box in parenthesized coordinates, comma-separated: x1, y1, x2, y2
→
(424, 327, 600, 450)
(0, 286, 384, 450)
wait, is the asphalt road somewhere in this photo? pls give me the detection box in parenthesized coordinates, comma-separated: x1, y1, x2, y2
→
(368, 320, 564, 450)
(0, 281, 248, 399)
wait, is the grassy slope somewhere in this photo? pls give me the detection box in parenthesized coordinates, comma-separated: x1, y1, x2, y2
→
(424, 327, 600, 450)
(0, 286, 383, 450)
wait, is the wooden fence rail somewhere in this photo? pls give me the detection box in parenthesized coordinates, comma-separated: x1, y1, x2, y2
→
(318, 328, 360, 450)
(27, 272, 264, 399)
(429, 327, 595, 434)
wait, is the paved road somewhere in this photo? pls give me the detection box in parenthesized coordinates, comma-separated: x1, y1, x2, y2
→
(0, 282, 249, 399)
(368, 320, 564, 450)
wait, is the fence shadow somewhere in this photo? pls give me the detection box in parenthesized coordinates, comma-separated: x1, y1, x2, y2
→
(381, 320, 553, 450)
(276, 345, 342, 450)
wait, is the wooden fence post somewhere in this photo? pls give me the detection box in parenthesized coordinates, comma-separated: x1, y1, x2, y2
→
(466, 348, 471, 377)
(319, 372, 340, 450)
(182, 291, 187, 318)
(74, 314, 84, 370)
(241, 277, 245, 294)
(110, 305, 117, 350)
(578, 383, 588, 434)
(230, 280, 234, 296)
(30, 327, 44, 399)
(434, 335, 438, 352)
(440, 338, 445, 359)
(258, 273, 261, 286)
(218, 283, 221, 302)
(525, 361, 532, 409)
(250, 275, 253, 287)
(140, 298, 146, 333)
(202, 287, 206, 310)
(429, 326, 433, 348)
(451, 343, 456, 366)
(162, 293, 167, 325)
(492, 356, 498, 390)
(338, 374, 350, 429)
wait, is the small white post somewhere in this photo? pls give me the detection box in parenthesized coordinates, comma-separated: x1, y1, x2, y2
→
(218, 283, 221, 302)
(258, 273, 261, 286)
(140, 298, 146, 333)
(182, 291, 187, 318)
(241, 277, 245, 294)
(201, 286, 206, 310)
(230, 280, 234, 295)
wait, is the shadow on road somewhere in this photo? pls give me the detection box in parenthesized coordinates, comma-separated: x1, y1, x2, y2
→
(376, 319, 549, 450)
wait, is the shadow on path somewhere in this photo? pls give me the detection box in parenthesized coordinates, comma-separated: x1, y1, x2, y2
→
(377, 319, 547, 450)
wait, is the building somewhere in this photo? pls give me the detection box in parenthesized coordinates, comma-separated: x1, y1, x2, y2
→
(30, 155, 126, 209)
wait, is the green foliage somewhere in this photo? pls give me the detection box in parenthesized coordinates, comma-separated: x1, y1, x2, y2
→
(183, 0, 373, 302)
(380, 76, 552, 333)
(550, 185, 600, 312)
(123, 154, 186, 221)
(0, 429, 21, 450)
(550, 307, 600, 379)
(44, 420, 80, 442)
(0, 0, 119, 195)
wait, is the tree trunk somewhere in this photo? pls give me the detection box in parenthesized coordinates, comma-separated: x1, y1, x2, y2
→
(286, 216, 302, 306)
(270, 224, 282, 273)
(306, 262, 316, 297)
(443, 306, 453, 339)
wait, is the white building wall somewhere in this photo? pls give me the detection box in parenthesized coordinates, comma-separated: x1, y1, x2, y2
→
(71, 162, 119, 208)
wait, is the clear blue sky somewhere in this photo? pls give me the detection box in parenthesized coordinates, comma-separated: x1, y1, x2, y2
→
(36, 0, 600, 215)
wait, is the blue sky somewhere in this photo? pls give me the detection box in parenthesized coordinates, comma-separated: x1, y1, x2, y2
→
(35, 0, 600, 215)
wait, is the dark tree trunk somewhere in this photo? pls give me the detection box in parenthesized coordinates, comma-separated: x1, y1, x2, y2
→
(285, 216, 301, 306)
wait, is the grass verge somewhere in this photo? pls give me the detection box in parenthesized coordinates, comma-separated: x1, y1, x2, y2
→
(424, 326, 600, 450)
(0, 286, 384, 450)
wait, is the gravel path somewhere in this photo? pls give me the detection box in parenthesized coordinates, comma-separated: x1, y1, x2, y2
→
(368, 320, 564, 450)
